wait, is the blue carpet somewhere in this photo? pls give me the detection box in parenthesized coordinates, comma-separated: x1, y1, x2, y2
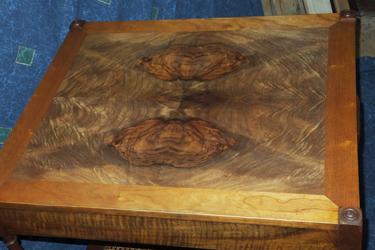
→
(1, 1, 374, 249)
(359, 57, 375, 250)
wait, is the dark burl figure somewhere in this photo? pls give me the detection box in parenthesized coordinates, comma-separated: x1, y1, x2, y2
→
(138, 44, 248, 81)
(13, 29, 328, 194)
(107, 118, 236, 168)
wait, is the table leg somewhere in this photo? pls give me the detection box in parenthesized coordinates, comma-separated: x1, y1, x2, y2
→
(2, 235, 23, 250)
(0, 226, 23, 250)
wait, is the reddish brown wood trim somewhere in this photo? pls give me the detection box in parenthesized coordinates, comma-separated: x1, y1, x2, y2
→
(0, 27, 87, 186)
(325, 14, 359, 207)
(83, 14, 339, 34)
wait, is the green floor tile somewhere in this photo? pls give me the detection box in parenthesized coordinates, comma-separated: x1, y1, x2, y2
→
(97, 0, 111, 5)
(151, 7, 160, 20)
(15, 46, 36, 66)
(0, 127, 12, 145)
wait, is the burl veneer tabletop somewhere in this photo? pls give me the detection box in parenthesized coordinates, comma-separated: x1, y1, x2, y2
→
(0, 13, 360, 250)
(16, 24, 327, 193)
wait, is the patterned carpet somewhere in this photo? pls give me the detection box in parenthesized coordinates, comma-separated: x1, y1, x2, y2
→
(359, 57, 375, 250)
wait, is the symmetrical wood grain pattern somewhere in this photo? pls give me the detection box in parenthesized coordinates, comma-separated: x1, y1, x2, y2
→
(107, 118, 236, 168)
(12, 26, 328, 195)
(138, 44, 248, 81)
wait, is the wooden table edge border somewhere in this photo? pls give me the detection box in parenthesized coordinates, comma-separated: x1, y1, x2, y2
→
(325, 11, 363, 249)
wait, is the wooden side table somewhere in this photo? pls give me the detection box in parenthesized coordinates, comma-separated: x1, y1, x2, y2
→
(0, 12, 361, 250)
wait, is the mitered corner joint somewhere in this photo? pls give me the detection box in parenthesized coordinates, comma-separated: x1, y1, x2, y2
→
(340, 10, 358, 21)
(69, 20, 86, 30)
(339, 207, 362, 226)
